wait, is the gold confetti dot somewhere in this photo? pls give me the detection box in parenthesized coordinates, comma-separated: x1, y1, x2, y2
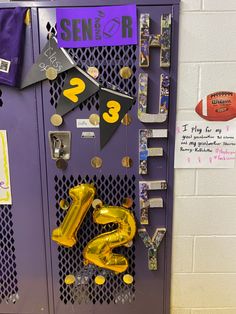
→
(64, 274, 76, 285)
(92, 199, 103, 209)
(50, 114, 63, 127)
(91, 157, 102, 169)
(87, 66, 99, 79)
(122, 156, 133, 168)
(59, 199, 70, 210)
(122, 197, 133, 209)
(89, 114, 100, 126)
(46, 67, 58, 80)
(119, 67, 133, 79)
(95, 275, 106, 285)
(123, 274, 133, 285)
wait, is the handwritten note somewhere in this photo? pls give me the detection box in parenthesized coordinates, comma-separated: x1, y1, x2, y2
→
(175, 121, 236, 168)
(0, 131, 12, 204)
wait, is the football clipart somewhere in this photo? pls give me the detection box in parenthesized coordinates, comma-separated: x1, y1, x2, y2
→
(195, 91, 236, 121)
(103, 17, 120, 38)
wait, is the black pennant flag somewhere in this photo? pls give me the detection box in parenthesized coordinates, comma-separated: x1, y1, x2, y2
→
(99, 87, 134, 149)
(56, 67, 100, 117)
(21, 37, 75, 89)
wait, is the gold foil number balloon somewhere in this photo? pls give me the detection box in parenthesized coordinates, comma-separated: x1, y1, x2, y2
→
(83, 206, 136, 273)
(51, 184, 96, 247)
(51, 183, 137, 273)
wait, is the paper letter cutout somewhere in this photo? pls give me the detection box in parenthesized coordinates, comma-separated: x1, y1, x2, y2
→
(139, 180, 167, 225)
(138, 228, 166, 270)
(138, 73, 170, 123)
(139, 129, 168, 174)
(139, 13, 171, 68)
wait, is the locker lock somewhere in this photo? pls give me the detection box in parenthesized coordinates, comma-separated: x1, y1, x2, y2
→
(52, 136, 64, 159)
(49, 131, 71, 170)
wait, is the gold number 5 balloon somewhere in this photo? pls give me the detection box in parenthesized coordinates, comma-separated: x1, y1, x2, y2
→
(83, 206, 136, 273)
(51, 184, 96, 247)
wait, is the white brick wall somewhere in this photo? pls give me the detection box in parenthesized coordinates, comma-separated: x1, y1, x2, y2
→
(171, 0, 236, 313)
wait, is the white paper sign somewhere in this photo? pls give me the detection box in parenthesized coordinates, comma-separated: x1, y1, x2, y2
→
(76, 119, 99, 128)
(0, 131, 12, 204)
(175, 121, 236, 168)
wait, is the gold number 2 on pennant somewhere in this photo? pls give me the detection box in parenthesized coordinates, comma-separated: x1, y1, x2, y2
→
(63, 78, 86, 103)
(102, 100, 121, 123)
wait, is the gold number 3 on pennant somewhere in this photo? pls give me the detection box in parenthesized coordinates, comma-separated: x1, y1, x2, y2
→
(102, 100, 121, 123)
(63, 78, 86, 103)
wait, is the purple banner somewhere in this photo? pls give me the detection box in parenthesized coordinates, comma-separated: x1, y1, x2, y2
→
(56, 5, 137, 48)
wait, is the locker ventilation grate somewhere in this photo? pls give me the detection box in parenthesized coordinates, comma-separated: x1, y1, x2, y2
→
(0, 205, 18, 304)
(46, 23, 137, 110)
(54, 174, 136, 305)
(0, 89, 3, 107)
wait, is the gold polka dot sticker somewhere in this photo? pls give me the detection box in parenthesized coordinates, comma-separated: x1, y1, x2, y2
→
(119, 67, 133, 79)
(95, 275, 106, 285)
(50, 114, 63, 127)
(122, 156, 133, 168)
(91, 156, 103, 169)
(46, 67, 58, 80)
(89, 113, 100, 126)
(64, 274, 76, 285)
(123, 274, 133, 285)
(121, 113, 132, 126)
(122, 197, 133, 209)
(92, 199, 103, 209)
(87, 66, 99, 79)
(59, 199, 70, 211)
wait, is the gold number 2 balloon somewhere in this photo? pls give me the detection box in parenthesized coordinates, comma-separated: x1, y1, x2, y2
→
(83, 206, 136, 273)
(51, 184, 96, 248)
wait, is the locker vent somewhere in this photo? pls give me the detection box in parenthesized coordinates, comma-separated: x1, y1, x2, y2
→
(0, 89, 3, 107)
(46, 23, 137, 110)
(54, 174, 136, 305)
(0, 205, 18, 304)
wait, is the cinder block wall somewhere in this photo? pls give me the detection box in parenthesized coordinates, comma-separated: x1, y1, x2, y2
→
(171, 1, 236, 313)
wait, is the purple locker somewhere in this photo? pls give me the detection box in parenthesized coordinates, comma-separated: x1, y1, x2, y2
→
(0, 10, 49, 314)
(0, 1, 179, 314)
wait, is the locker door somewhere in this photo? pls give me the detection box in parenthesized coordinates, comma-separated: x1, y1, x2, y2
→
(37, 3, 178, 314)
(0, 12, 49, 314)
